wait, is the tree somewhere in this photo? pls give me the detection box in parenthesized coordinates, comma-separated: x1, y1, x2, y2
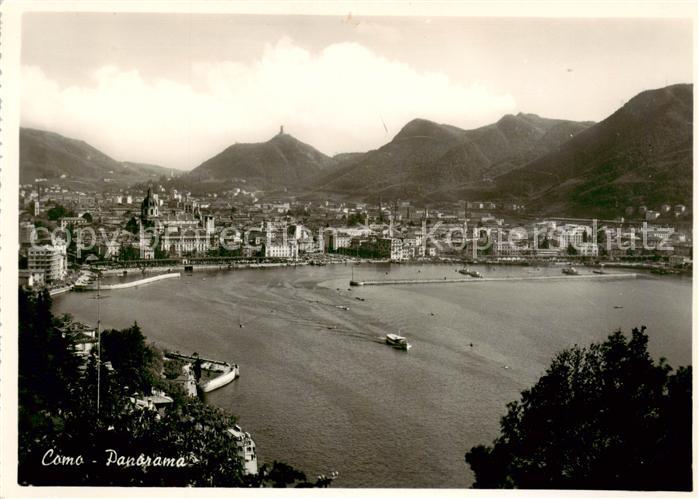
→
(81, 212, 93, 223)
(118, 243, 140, 261)
(101, 323, 162, 392)
(17, 287, 325, 487)
(345, 212, 365, 227)
(465, 327, 692, 490)
(124, 217, 139, 235)
(47, 204, 75, 220)
(566, 243, 578, 256)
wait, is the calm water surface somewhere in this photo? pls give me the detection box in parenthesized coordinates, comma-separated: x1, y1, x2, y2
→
(53, 264, 692, 487)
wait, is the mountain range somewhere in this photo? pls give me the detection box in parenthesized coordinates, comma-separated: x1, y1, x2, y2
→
(493, 83, 693, 216)
(307, 114, 594, 201)
(19, 128, 177, 189)
(19, 84, 692, 217)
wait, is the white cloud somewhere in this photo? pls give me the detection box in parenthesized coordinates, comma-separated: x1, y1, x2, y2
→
(21, 38, 516, 169)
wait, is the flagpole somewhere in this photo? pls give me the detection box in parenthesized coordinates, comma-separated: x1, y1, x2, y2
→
(96, 270, 101, 415)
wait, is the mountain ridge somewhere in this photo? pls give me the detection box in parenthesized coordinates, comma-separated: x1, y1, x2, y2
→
(20, 83, 692, 218)
(493, 83, 693, 216)
(19, 127, 176, 189)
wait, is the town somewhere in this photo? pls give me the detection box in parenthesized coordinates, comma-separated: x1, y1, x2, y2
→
(18, 179, 693, 293)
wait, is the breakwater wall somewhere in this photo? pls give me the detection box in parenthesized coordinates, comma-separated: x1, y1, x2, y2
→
(81, 272, 181, 290)
(99, 261, 308, 276)
(350, 273, 639, 286)
(49, 286, 73, 296)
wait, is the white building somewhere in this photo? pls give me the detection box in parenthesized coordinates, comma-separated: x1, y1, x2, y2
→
(28, 244, 67, 282)
(227, 425, 258, 475)
(264, 239, 298, 259)
(576, 242, 599, 257)
(160, 229, 211, 256)
(376, 237, 403, 261)
(327, 232, 352, 251)
(557, 225, 591, 251)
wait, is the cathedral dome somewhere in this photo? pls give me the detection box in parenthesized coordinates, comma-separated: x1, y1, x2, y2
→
(141, 187, 160, 220)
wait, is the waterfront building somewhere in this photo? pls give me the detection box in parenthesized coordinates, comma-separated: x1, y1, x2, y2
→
(576, 242, 599, 257)
(264, 238, 298, 259)
(28, 244, 67, 282)
(495, 239, 529, 256)
(532, 248, 560, 258)
(327, 231, 352, 251)
(227, 426, 258, 475)
(556, 225, 591, 251)
(160, 228, 211, 256)
(376, 237, 403, 261)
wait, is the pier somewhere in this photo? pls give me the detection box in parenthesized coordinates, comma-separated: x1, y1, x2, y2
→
(350, 273, 639, 286)
(78, 272, 181, 291)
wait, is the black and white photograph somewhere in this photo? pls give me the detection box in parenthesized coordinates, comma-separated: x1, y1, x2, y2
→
(0, 1, 695, 495)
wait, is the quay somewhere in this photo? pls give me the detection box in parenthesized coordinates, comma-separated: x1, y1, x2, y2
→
(350, 273, 639, 286)
(77, 272, 181, 291)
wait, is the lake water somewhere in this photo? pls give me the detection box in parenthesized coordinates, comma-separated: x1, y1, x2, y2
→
(53, 263, 692, 487)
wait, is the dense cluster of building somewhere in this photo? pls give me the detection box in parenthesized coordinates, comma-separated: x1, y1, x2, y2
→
(17, 180, 693, 289)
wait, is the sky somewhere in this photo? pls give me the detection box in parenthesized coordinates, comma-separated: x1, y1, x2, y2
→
(21, 12, 693, 170)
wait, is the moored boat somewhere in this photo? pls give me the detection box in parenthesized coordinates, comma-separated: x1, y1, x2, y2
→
(562, 267, 579, 275)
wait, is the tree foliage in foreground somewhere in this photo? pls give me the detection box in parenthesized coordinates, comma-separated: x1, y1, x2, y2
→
(18, 288, 322, 487)
(465, 327, 692, 490)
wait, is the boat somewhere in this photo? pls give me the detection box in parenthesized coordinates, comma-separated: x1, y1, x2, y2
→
(165, 352, 239, 393)
(562, 267, 579, 275)
(592, 269, 606, 274)
(385, 333, 411, 351)
(227, 425, 258, 475)
(458, 268, 483, 278)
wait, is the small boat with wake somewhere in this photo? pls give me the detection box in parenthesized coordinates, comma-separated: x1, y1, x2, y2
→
(385, 333, 411, 351)
(458, 268, 483, 278)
